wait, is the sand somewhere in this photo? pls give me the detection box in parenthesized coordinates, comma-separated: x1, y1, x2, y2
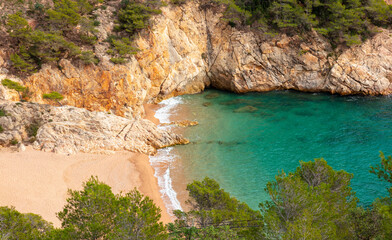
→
(0, 104, 172, 227)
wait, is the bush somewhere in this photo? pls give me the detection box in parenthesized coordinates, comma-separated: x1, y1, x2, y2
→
(106, 36, 138, 64)
(10, 53, 36, 73)
(56, 176, 167, 239)
(43, 91, 64, 106)
(170, 177, 264, 239)
(47, 0, 81, 29)
(0, 109, 6, 117)
(1, 79, 28, 100)
(170, 0, 187, 5)
(116, 1, 162, 35)
(27, 123, 40, 137)
(10, 139, 19, 145)
(0, 206, 53, 239)
(43, 91, 64, 101)
(80, 51, 99, 64)
(6, 11, 32, 41)
(0, 125, 3, 133)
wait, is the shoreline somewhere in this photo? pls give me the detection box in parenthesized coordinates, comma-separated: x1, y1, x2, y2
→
(0, 104, 173, 227)
(146, 98, 195, 216)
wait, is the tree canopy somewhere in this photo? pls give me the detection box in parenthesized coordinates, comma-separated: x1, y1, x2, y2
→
(1, 155, 392, 239)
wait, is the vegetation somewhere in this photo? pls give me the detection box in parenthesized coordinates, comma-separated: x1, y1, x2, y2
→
(1, 79, 28, 101)
(0, 206, 53, 240)
(0, 153, 392, 239)
(194, 0, 392, 46)
(261, 158, 357, 239)
(0, 125, 3, 133)
(3, 0, 392, 75)
(3, 0, 163, 72)
(168, 177, 263, 239)
(116, 1, 162, 35)
(27, 122, 40, 137)
(0, 109, 6, 117)
(50, 176, 167, 239)
(10, 138, 19, 145)
(4, 0, 102, 73)
(42, 91, 64, 106)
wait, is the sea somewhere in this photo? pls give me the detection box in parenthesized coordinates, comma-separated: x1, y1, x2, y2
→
(150, 89, 392, 213)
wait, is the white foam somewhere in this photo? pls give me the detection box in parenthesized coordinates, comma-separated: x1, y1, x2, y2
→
(163, 167, 182, 210)
(150, 147, 183, 214)
(149, 97, 183, 215)
(155, 97, 183, 124)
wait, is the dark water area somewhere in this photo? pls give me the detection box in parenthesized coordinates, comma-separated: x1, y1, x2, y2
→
(170, 89, 391, 209)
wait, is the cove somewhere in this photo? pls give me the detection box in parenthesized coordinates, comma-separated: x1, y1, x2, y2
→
(167, 89, 392, 210)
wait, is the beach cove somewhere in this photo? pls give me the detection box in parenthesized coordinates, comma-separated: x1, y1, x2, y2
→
(0, 104, 174, 227)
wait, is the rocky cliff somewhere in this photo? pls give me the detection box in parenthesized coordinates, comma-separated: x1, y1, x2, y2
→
(2, 1, 392, 115)
(0, 100, 187, 154)
(1, 1, 392, 153)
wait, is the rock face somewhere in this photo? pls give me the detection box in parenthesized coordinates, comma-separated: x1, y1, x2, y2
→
(0, 101, 188, 155)
(1, 1, 392, 154)
(209, 27, 392, 95)
(1, 1, 392, 118)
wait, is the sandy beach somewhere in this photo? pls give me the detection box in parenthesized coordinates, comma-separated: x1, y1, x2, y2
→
(0, 104, 172, 227)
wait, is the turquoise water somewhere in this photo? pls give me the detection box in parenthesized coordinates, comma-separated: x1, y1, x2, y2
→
(170, 89, 391, 209)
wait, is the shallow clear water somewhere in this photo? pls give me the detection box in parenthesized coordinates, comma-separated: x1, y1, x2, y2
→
(170, 89, 391, 210)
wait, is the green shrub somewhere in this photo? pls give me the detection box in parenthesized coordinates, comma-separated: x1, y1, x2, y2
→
(10, 53, 36, 72)
(0, 206, 53, 239)
(1, 79, 28, 101)
(0, 109, 6, 117)
(80, 51, 99, 64)
(170, 0, 187, 5)
(43, 91, 64, 101)
(110, 57, 127, 64)
(47, 0, 81, 29)
(43, 91, 64, 106)
(6, 12, 32, 40)
(116, 1, 162, 35)
(106, 37, 138, 64)
(27, 123, 40, 137)
(0, 125, 3, 133)
(10, 138, 19, 145)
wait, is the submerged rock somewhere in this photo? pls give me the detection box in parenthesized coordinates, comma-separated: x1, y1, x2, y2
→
(161, 120, 199, 127)
(202, 102, 212, 107)
(233, 105, 258, 113)
(220, 99, 247, 105)
(204, 93, 220, 99)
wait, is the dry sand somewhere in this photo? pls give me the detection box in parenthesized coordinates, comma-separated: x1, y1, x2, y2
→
(0, 104, 173, 227)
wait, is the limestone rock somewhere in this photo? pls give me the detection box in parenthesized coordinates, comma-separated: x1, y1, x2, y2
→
(18, 143, 25, 152)
(233, 106, 258, 113)
(1, 1, 392, 121)
(0, 101, 188, 155)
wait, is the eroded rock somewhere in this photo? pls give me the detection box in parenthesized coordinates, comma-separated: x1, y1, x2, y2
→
(0, 101, 188, 155)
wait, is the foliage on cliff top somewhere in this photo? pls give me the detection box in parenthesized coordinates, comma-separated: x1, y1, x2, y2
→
(198, 0, 392, 46)
(3, 0, 165, 73)
(4, 0, 102, 74)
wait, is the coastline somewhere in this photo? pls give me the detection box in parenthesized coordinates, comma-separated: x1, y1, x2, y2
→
(0, 104, 173, 227)
(146, 98, 196, 216)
